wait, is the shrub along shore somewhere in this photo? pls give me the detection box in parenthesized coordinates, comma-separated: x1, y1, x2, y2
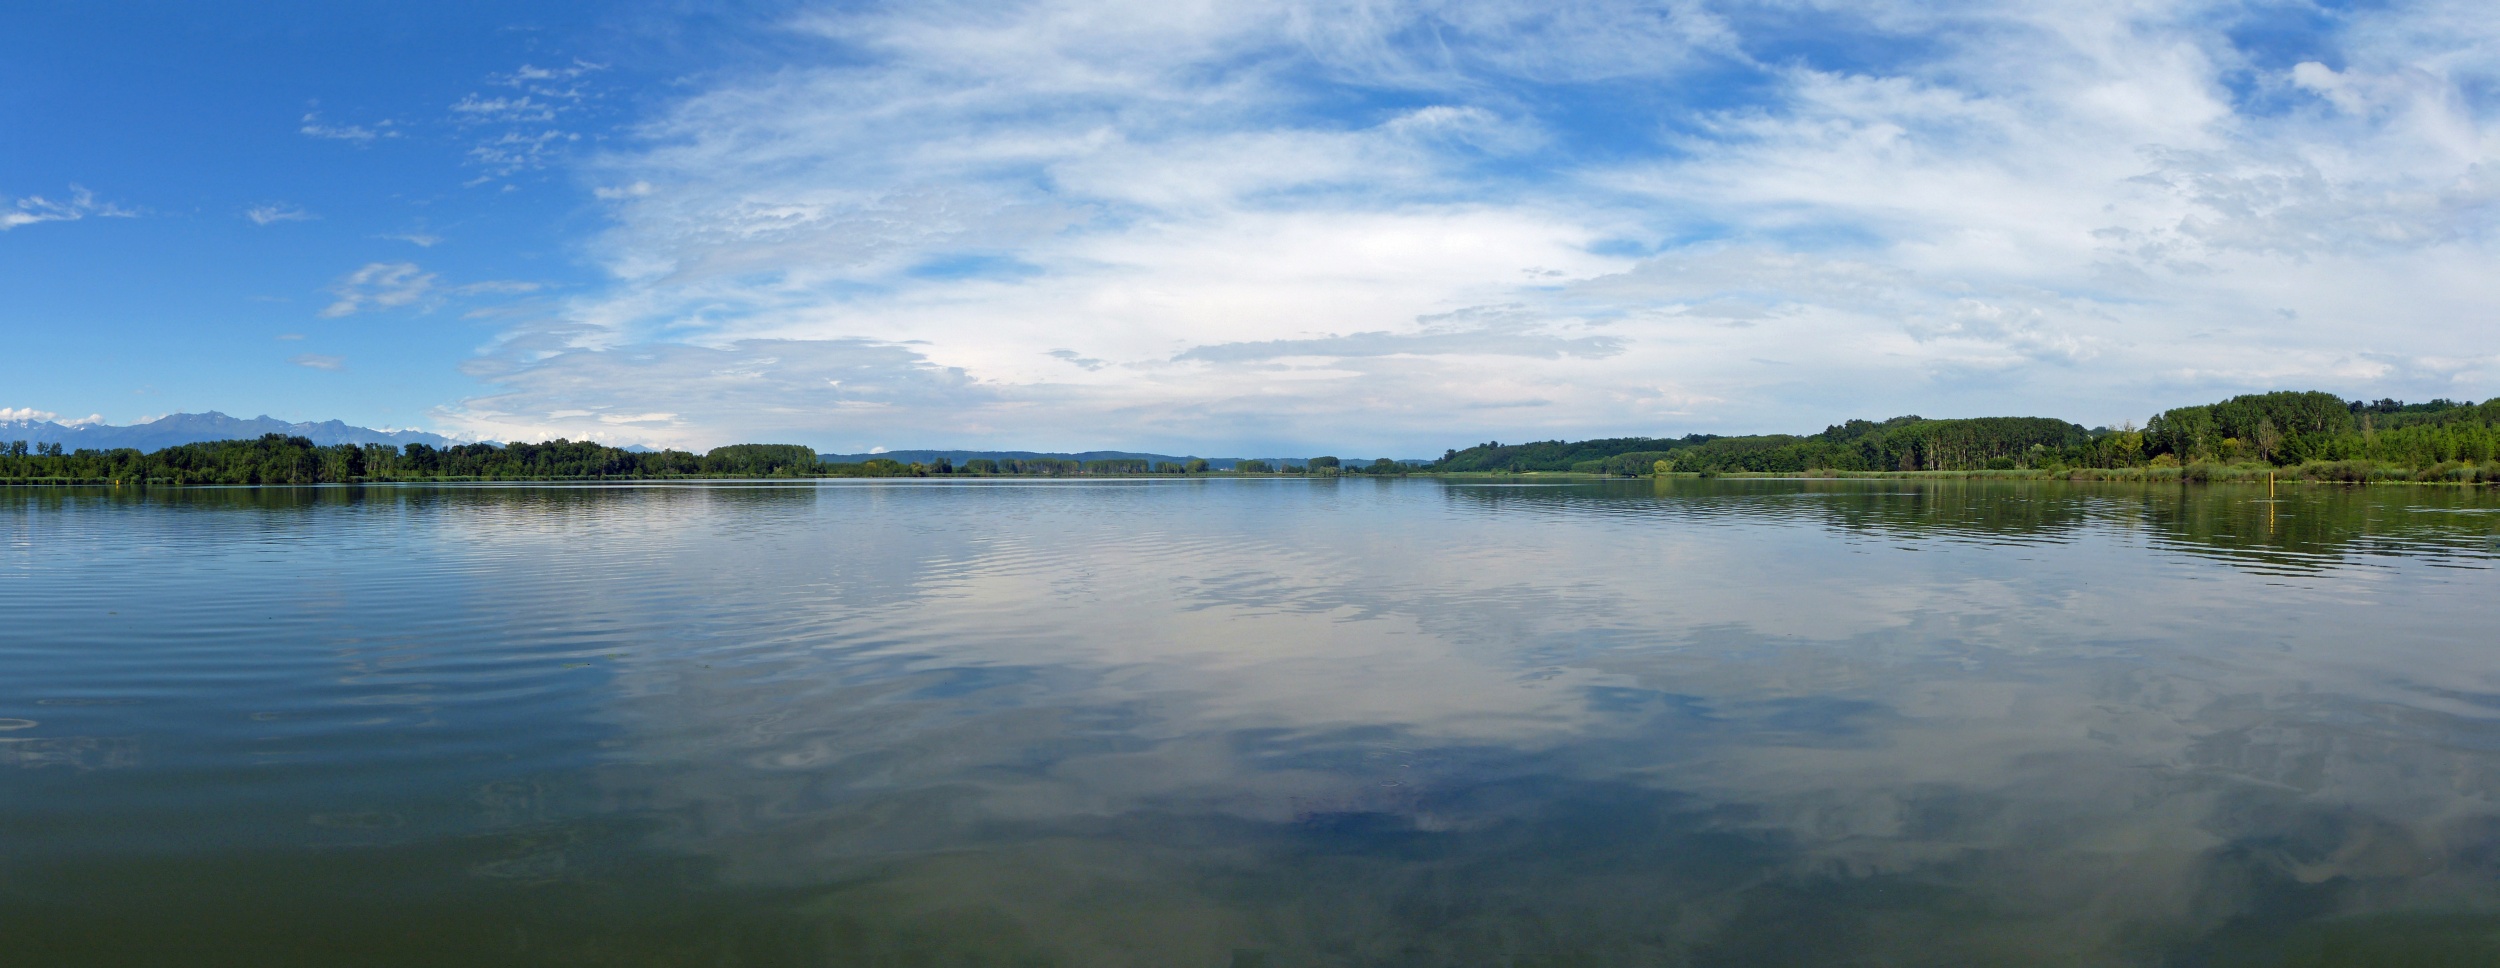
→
(4, 390, 2496, 486)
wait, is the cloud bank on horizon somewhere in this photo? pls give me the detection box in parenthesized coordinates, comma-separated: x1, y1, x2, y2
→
(10, 1, 2499, 454)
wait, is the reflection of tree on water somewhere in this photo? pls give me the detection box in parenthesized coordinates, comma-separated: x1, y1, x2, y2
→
(25, 481, 827, 510)
(10, 483, 831, 551)
(1439, 479, 2500, 574)
(2128, 484, 2500, 573)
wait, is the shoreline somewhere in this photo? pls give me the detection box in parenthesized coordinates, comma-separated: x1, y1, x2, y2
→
(1421, 467, 2499, 484)
(6, 468, 2495, 487)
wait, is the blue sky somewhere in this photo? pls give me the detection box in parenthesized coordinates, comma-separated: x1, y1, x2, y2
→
(6, 1, 2497, 454)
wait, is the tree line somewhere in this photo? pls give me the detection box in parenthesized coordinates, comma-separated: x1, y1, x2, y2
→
(1433, 418, 2091, 474)
(1431, 391, 2500, 479)
(19, 388, 2484, 487)
(0, 437, 826, 485)
(0, 435, 1417, 485)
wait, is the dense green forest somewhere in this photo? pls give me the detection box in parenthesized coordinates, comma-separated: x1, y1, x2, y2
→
(1435, 417, 2094, 474)
(0, 435, 1411, 485)
(0, 437, 831, 485)
(1433, 392, 2500, 481)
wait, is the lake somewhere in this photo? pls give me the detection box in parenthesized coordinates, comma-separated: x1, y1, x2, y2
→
(5, 478, 2500, 966)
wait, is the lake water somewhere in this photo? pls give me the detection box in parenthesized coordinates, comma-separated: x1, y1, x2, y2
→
(6, 478, 2500, 966)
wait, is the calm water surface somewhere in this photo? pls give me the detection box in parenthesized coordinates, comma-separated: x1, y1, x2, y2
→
(5, 478, 2500, 966)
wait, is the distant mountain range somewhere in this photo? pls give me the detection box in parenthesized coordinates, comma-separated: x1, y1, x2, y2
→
(0, 412, 459, 451)
(817, 449, 1310, 470)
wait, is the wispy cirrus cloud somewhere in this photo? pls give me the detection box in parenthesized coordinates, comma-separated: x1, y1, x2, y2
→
(441, 0, 2500, 451)
(244, 203, 316, 225)
(3, 186, 134, 230)
(492, 60, 604, 98)
(299, 111, 397, 143)
(450, 94, 559, 124)
(317, 262, 543, 320)
(289, 353, 346, 371)
(321, 262, 438, 317)
(452, 59, 606, 180)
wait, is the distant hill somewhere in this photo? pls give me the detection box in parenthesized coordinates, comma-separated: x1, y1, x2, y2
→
(0, 411, 459, 452)
(817, 449, 1312, 470)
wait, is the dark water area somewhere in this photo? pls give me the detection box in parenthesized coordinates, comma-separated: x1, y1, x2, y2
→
(5, 478, 2500, 966)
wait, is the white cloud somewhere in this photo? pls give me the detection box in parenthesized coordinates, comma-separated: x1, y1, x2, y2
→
(492, 60, 605, 97)
(1175, 305, 1625, 363)
(2290, 61, 2368, 115)
(444, 337, 991, 447)
(451, 60, 607, 180)
(244, 203, 315, 225)
(380, 232, 443, 247)
(451, 94, 558, 124)
(444, 0, 2500, 450)
(321, 262, 438, 317)
(467, 130, 579, 177)
(299, 112, 397, 142)
(3, 186, 134, 230)
(290, 353, 347, 371)
(10, 410, 110, 427)
(315, 264, 542, 321)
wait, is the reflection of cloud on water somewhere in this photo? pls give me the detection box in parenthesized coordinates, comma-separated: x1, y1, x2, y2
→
(510, 479, 2500, 963)
(0, 734, 140, 770)
(36, 481, 2463, 960)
